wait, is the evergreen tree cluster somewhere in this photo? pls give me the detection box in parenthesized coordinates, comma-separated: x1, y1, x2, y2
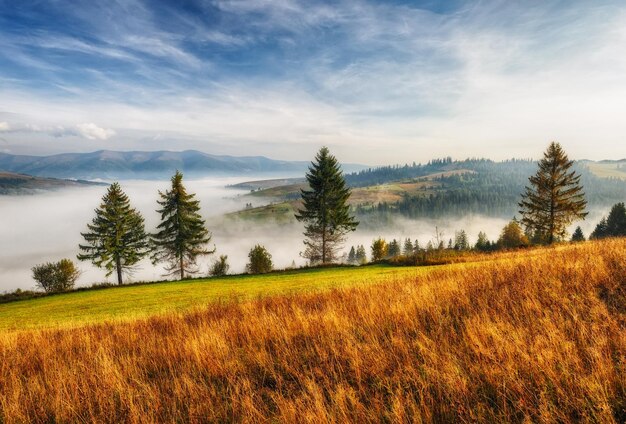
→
(78, 172, 216, 284)
(590, 202, 626, 239)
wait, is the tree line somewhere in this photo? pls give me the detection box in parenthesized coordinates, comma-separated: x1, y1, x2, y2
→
(29, 142, 625, 294)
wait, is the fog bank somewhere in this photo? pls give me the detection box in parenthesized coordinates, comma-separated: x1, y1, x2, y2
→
(0, 179, 611, 292)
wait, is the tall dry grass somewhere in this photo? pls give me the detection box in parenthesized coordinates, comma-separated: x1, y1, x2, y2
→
(0, 239, 624, 423)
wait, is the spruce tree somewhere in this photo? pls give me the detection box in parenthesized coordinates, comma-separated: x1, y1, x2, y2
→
(454, 230, 469, 250)
(355, 245, 367, 264)
(78, 183, 149, 285)
(571, 226, 585, 242)
(475, 231, 490, 251)
(347, 246, 357, 264)
(605, 202, 626, 236)
(519, 142, 587, 244)
(295, 147, 358, 264)
(151, 171, 214, 279)
(403, 238, 414, 255)
(388, 239, 400, 257)
(590, 217, 608, 239)
(591, 203, 626, 239)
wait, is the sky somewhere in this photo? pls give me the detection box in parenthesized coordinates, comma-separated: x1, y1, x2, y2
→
(1, 0, 626, 164)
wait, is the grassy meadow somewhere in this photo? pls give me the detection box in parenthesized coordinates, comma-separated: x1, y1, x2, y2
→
(0, 239, 625, 422)
(0, 265, 424, 331)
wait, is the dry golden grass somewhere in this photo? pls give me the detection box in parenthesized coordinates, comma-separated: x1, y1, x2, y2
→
(0, 239, 625, 423)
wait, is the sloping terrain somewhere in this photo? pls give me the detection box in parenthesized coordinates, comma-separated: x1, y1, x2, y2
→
(0, 239, 624, 422)
(0, 172, 105, 194)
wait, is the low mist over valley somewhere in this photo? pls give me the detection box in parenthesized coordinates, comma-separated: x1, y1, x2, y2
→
(1, 153, 622, 291)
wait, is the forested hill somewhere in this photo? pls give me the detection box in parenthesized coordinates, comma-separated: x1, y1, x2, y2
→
(348, 158, 626, 219)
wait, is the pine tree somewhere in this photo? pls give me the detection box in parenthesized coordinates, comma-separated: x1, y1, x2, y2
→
(295, 147, 358, 264)
(413, 239, 420, 252)
(519, 142, 587, 244)
(347, 246, 357, 264)
(605, 202, 626, 236)
(571, 226, 585, 242)
(591, 203, 626, 239)
(388, 239, 400, 257)
(403, 238, 414, 255)
(355, 245, 367, 264)
(78, 183, 149, 285)
(151, 171, 214, 280)
(475, 231, 490, 251)
(454, 230, 469, 250)
(590, 217, 608, 239)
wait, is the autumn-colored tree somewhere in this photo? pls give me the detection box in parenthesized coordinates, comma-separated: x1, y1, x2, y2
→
(370, 238, 388, 261)
(498, 220, 529, 249)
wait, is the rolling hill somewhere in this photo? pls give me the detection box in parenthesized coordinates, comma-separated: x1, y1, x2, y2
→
(0, 239, 624, 422)
(227, 158, 626, 224)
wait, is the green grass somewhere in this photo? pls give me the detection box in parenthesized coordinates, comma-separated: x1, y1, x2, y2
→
(226, 201, 296, 222)
(0, 265, 432, 332)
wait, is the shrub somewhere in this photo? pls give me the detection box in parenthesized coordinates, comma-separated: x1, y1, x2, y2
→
(246, 245, 273, 274)
(31, 259, 81, 293)
(209, 255, 230, 277)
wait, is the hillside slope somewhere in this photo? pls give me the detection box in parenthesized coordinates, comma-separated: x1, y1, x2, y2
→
(0, 239, 624, 422)
(0, 172, 106, 194)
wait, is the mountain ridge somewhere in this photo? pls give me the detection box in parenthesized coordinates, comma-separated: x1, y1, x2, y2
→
(0, 150, 358, 180)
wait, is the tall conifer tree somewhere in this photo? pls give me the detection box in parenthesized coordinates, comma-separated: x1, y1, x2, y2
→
(151, 171, 214, 279)
(519, 142, 587, 244)
(295, 147, 358, 264)
(78, 183, 149, 285)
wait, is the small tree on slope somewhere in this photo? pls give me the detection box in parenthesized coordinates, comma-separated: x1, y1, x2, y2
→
(151, 171, 214, 280)
(78, 182, 149, 285)
(518, 142, 587, 244)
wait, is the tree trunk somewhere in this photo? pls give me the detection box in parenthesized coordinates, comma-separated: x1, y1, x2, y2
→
(180, 255, 184, 280)
(115, 255, 123, 285)
(322, 226, 326, 264)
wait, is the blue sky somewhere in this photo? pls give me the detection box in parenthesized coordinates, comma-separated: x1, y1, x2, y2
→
(1, 0, 625, 163)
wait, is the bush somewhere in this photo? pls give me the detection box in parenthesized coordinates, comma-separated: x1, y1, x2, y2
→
(209, 255, 230, 277)
(32, 259, 81, 293)
(246, 245, 273, 274)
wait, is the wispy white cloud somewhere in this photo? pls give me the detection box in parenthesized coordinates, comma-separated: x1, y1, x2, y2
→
(1, 1, 626, 163)
(0, 120, 115, 141)
(75, 123, 116, 140)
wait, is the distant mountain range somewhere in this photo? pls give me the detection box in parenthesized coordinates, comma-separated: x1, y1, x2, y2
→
(0, 150, 365, 180)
